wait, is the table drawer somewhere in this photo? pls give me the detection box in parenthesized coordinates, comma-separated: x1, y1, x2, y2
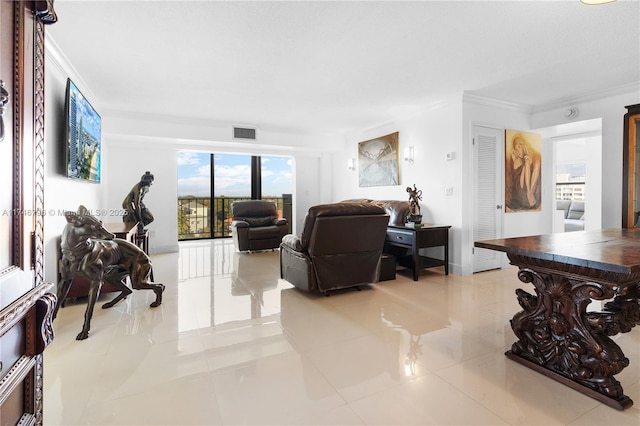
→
(386, 228, 414, 246)
(416, 228, 448, 246)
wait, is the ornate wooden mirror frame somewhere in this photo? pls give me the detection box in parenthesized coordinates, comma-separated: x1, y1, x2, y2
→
(623, 104, 640, 228)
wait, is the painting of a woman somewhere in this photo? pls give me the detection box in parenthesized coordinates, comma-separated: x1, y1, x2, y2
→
(505, 130, 542, 212)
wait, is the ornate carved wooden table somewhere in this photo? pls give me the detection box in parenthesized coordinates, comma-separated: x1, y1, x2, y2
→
(475, 229, 640, 410)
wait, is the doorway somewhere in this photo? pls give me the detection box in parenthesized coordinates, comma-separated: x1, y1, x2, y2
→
(543, 120, 603, 232)
(472, 125, 504, 273)
(553, 138, 586, 232)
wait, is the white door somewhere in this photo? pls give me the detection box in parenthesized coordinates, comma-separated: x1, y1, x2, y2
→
(472, 125, 504, 272)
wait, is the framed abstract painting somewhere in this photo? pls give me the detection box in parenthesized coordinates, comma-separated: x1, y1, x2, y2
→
(358, 132, 400, 187)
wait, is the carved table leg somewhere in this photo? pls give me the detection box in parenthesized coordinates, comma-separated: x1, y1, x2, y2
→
(508, 266, 640, 410)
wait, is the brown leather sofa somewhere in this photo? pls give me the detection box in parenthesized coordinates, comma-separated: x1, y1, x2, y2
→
(342, 199, 411, 227)
(279, 202, 389, 295)
(231, 200, 288, 251)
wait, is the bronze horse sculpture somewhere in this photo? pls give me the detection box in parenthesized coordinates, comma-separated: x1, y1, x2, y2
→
(54, 205, 165, 340)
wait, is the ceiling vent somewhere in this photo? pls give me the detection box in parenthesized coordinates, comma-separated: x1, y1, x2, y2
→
(233, 127, 256, 140)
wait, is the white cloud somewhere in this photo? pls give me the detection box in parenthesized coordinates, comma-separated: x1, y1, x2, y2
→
(177, 151, 201, 166)
(197, 165, 210, 177)
(214, 164, 251, 178)
(177, 176, 210, 197)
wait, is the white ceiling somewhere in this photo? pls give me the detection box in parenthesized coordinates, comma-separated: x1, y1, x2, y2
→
(47, 0, 640, 136)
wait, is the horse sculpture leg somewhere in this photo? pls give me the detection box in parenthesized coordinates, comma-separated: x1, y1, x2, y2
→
(54, 257, 74, 320)
(130, 259, 164, 308)
(77, 279, 103, 340)
(101, 267, 133, 309)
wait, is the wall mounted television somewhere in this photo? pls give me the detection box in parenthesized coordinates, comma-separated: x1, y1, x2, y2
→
(64, 78, 101, 182)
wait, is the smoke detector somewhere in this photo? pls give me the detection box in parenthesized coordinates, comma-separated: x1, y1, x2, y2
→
(565, 107, 579, 120)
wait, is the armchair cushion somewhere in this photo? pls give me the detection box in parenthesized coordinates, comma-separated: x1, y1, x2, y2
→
(245, 216, 278, 227)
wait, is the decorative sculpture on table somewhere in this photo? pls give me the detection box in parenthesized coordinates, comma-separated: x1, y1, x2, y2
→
(406, 184, 423, 225)
(54, 205, 165, 340)
(122, 171, 155, 233)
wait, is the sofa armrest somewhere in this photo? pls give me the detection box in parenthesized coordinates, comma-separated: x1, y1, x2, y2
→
(281, 234, 303, 251)
(231, 220, 249, 228)
(274, 218, 287, 226)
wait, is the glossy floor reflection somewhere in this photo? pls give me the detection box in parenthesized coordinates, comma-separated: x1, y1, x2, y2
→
(44, 239, 640, 425)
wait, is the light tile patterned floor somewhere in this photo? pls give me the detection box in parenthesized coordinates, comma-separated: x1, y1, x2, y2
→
(44, 239, 640, 425)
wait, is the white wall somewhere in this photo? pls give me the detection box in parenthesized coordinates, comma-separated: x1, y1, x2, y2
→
(105, 133, 329, 253)
(292, 154, 327, 233)
(104, 139, 178, 253)
(332, 95, 537, 276)
(331, 91, 633, 276)
(43, 46, 104, 285)
(332, 99, 465, 273)
(531, 87, 639, 229)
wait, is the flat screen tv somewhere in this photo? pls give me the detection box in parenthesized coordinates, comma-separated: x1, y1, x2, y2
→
(64, 78, 101, 182)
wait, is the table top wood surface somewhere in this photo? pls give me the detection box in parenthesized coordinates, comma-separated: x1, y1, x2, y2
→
(475, 229, 640, 275)
(104, 221, 138, 235)
(388, 224, 451, 231)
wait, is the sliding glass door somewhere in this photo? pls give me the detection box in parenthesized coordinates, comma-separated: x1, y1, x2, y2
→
(211, 153, 252, 238)
(178, 152, 292, 240)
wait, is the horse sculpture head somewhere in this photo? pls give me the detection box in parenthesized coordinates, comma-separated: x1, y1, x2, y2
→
(61, 205, 115, 254)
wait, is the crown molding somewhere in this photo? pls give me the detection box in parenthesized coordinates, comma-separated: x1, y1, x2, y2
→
(462, 92, 533, 113)
(532, 82, 640, 114)
(45, 33, 102, 110)
(463, 83, 640, 115)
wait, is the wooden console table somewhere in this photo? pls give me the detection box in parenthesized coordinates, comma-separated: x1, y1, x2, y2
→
(384, 224, 450, 281)
(475, 229, 640, 410)
(106, 221, 138, 243)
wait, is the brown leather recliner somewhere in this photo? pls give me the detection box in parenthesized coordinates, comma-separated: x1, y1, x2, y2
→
(231, 200, 288, 251)
(279, 202, 389, 294)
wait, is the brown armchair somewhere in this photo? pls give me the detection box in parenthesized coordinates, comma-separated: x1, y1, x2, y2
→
(279, 202, 389, 295)
(231, 200, 288, 251)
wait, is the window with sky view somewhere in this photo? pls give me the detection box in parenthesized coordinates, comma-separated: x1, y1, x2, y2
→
(177, 152, 292, 239)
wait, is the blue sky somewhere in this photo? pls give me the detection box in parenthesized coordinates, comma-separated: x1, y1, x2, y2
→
(177, 152, 292, 197)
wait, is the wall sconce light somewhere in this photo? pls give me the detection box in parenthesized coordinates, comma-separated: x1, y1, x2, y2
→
(348, 158, 356, 171)
(404, 146, 414, 163)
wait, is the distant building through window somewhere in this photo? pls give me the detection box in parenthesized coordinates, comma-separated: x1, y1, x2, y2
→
(555, 138, 586, 202)
(556, 165, 585, 201)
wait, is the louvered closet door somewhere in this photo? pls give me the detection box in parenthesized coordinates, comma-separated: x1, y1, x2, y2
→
(472, 125, 503, 273)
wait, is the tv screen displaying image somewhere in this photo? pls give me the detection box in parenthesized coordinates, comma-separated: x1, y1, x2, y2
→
(65, 78, 101, 182)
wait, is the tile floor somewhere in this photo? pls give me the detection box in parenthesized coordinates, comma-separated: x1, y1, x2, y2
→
(44, 239, 640, 425)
